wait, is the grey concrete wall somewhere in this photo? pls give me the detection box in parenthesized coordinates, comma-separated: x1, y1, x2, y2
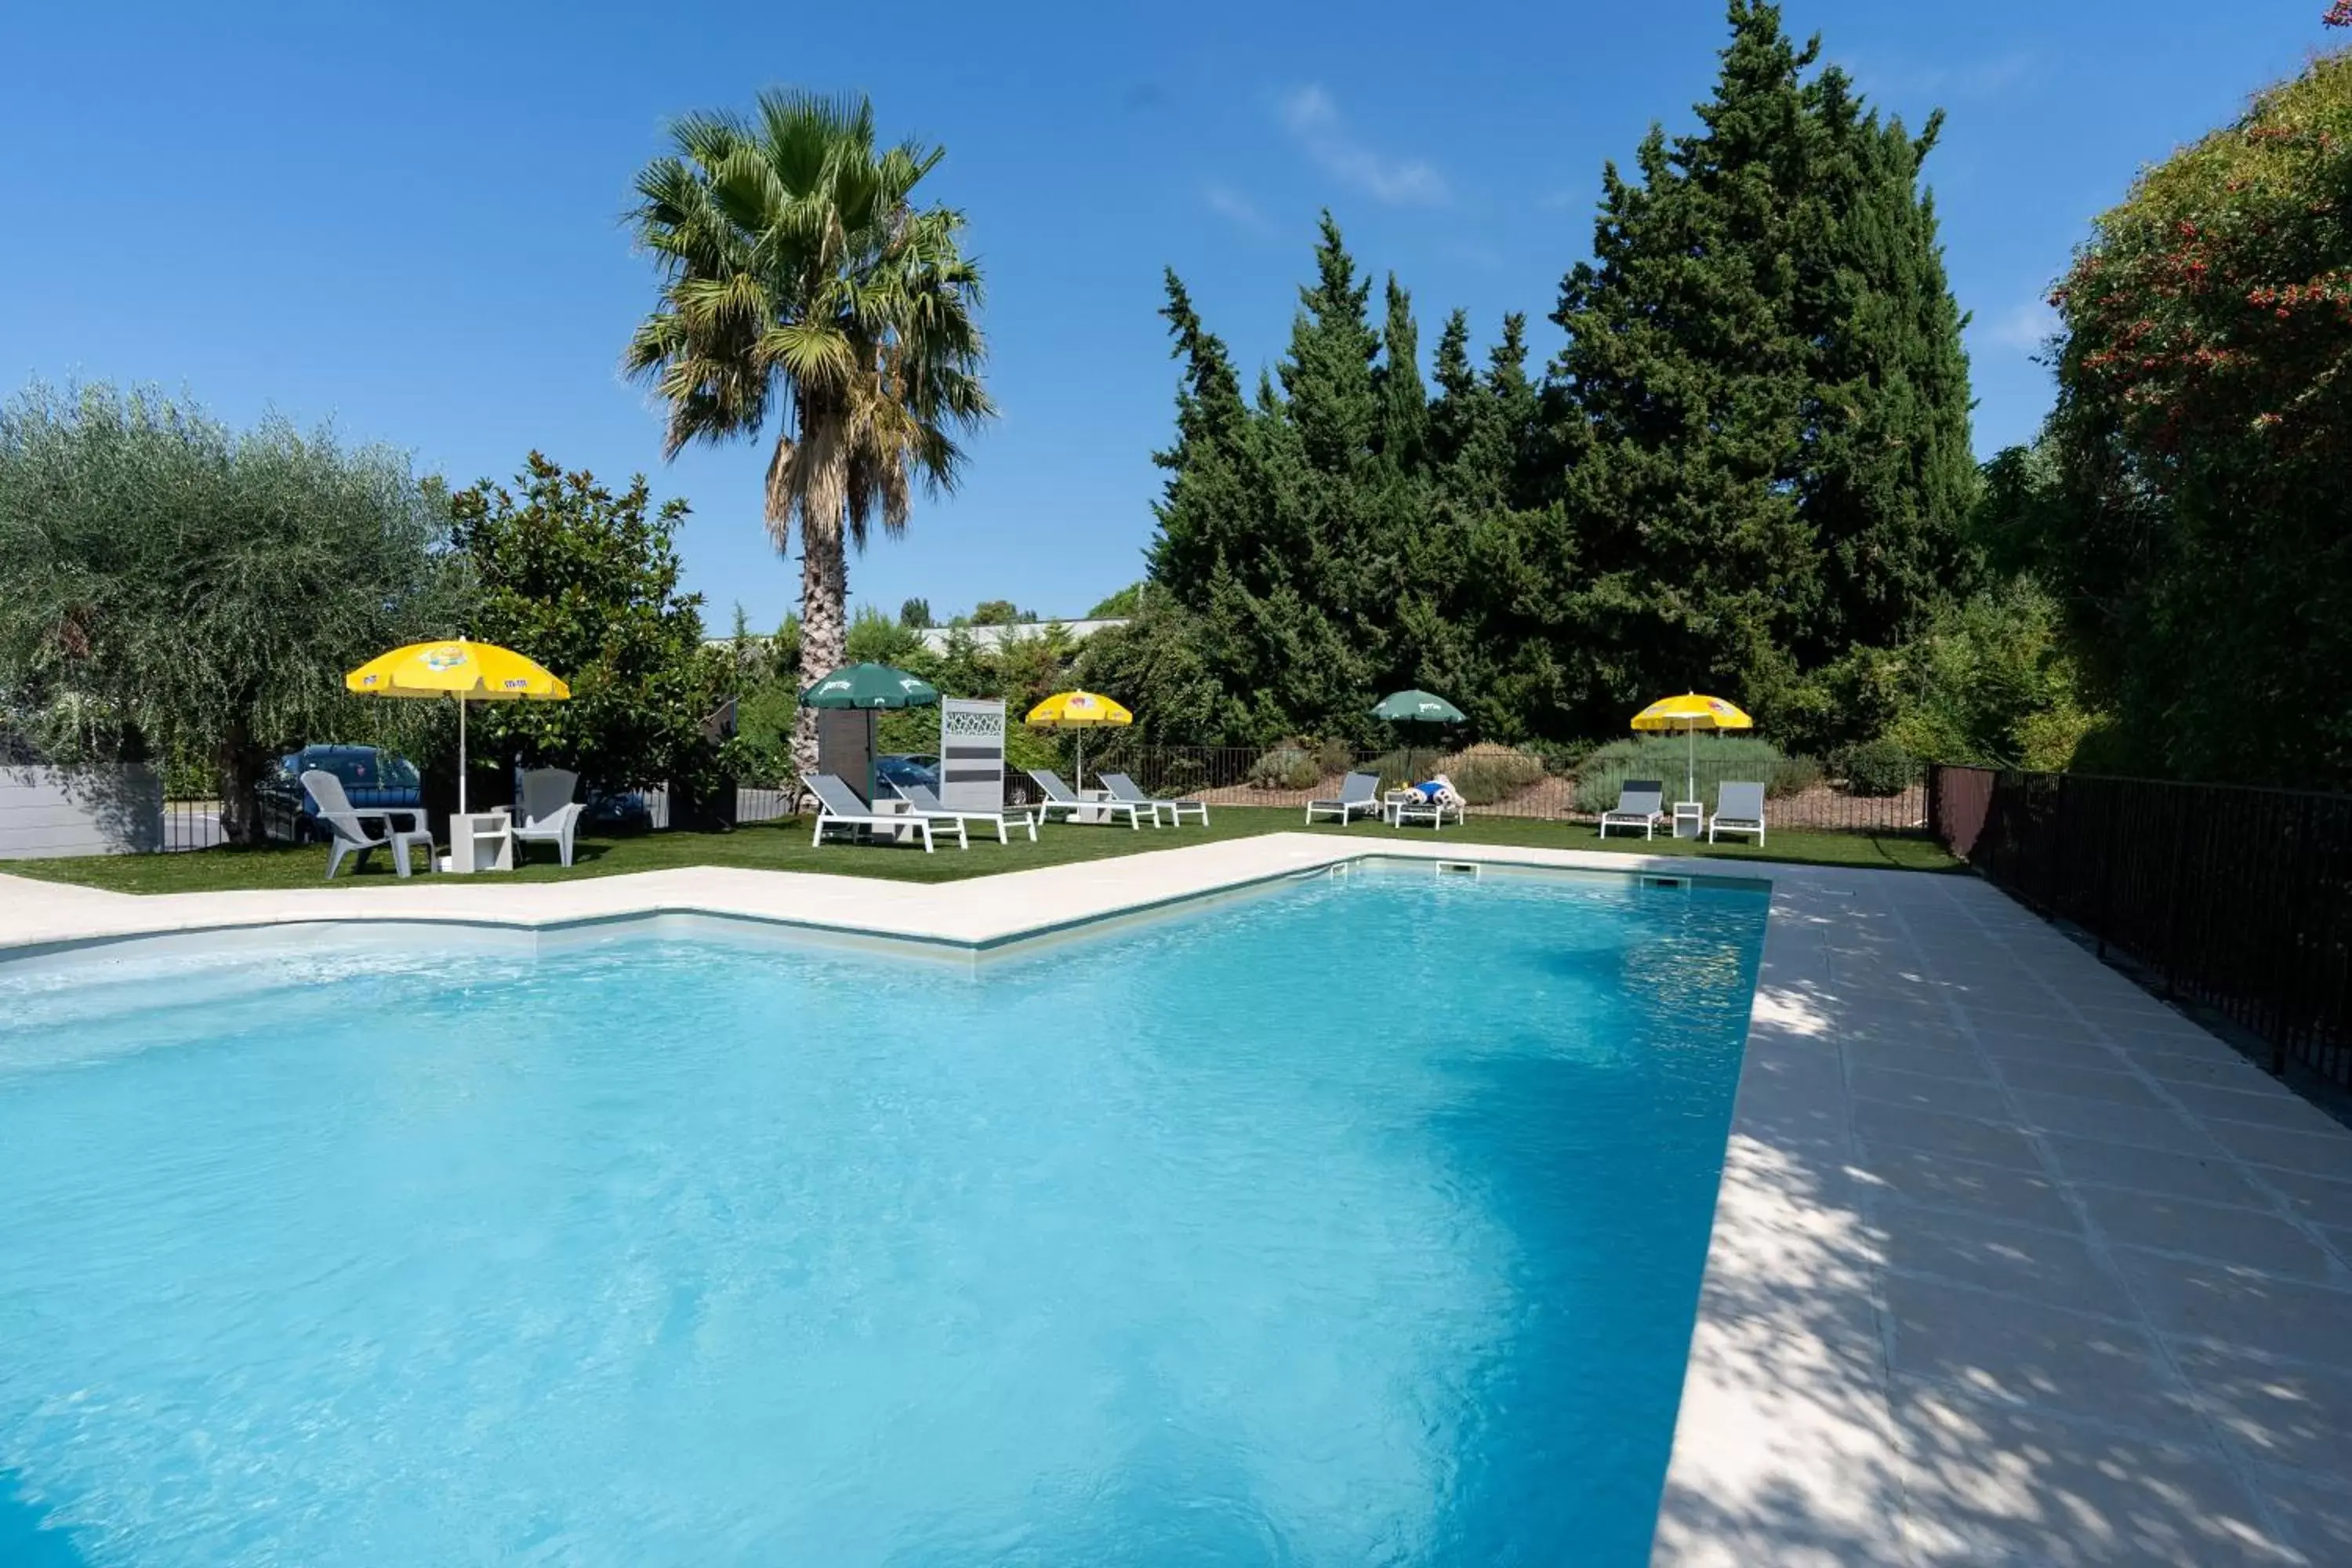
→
(0, 766, 165, 858)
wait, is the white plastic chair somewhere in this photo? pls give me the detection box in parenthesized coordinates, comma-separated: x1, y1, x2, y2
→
(303, 769, 432, 880)
(512, 768, 586, 867)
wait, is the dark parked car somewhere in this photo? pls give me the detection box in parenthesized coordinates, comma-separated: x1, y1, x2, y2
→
(873, 753, 941, 796)
(258, 746, 423, 843)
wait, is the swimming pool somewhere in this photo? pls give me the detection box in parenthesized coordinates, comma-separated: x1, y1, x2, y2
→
(0, 866, 1766, 1566)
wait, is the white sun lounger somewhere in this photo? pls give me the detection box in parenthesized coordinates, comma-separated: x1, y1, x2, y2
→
(1029, 769, 1149, 829)
(808, 772, 949, 851)
(1599, 780, 1667, 839)
(1099, 771, 1208, 826)
(1708, 780, 1767, 845)
(1305, 771, 1382, 825)
(892, 779, 1037, 844)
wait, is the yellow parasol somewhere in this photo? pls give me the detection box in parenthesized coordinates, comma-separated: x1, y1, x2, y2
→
(1023, 690, 1133, 791)
(345, 637, 570, 814)
(1630, 692, 1754, 804)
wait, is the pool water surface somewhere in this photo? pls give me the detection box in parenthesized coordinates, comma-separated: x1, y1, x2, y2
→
(0, 868, 1766, 1566)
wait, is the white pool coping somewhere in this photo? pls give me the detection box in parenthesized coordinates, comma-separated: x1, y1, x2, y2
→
(4, 836, 2349, 1565)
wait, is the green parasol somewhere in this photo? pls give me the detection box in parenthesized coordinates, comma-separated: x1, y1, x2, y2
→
(798, 663, 942, 800)
(1371, 689, 1466, 782)
(1371, 690, 1467, 724)
(799, 663, 941, 710)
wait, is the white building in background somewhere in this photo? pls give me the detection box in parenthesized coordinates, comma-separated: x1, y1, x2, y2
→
(708, 618, 1131, 657)
(911, 618, 1128, 654)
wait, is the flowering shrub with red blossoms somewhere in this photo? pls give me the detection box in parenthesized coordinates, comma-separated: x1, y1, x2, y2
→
(2040, 46, 2352, 785)
(2053, 49, 2349, 477)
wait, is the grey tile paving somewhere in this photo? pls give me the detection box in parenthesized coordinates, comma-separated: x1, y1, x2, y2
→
(2114, 1247, 2352, 1369)
(1848, 1063, 2013, 1121)
(2256, 1165, 2352, 1225)
(1668, 866, 2350, 1565)
(1890, 1380, 2294, 1566)
(1882, 1272, 2207, 1441)
(2010, 1090, 2227, 1154)
(1853, 1143, 2085, 1234)
(2071, 1185, 2340, 1282)
(1878, 1205, 2140, 1320)
(2250, 1468, 2352, 1566)
(1990, 1057, 2168, 1106)
(2173, 1341, 2352, 1477)
(1850, 1100, 2048, 1171)
(1973, 1027, 2124, 1062)
(2166, 1080, 2348, 1134)
(2131, 1047, 2285, 1088)
(2205, 1120, 2352, 1182)
(1836, 1038, 1991, 1080)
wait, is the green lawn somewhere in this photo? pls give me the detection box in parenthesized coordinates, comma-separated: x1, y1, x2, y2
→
(2, 806, 1958, 895)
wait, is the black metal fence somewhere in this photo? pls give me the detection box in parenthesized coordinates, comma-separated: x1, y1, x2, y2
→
(1928, 764, 2352, 1091)
(1089, 742, 1926, 833)
(132, 743, 1922, 858)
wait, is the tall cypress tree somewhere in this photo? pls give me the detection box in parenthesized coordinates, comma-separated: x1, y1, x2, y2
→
(1544, 0, 1972, 728)
(1548, 7, 1821, 721)
(1146, 271, 1254, 606)
(1793, 70, 1976, 660)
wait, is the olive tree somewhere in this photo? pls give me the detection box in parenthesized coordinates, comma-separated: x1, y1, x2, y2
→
(0, 383, 466, 841)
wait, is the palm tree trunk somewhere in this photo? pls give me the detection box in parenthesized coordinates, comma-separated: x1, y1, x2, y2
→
(794, 523, 847, 779)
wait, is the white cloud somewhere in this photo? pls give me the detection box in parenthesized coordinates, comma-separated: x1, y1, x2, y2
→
(1980, 299, 2060, 351)
(1201, 182, 1276, 235)
(1277, 85, 1447, 205)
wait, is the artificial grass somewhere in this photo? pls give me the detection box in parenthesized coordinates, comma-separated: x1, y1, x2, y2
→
(3, 805, 1958, 896)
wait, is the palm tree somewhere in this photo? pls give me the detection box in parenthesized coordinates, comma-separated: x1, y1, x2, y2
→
(625, 91, 992, 774)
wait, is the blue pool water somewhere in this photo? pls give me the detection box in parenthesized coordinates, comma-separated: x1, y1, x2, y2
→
(0, 869, 1766, 1566)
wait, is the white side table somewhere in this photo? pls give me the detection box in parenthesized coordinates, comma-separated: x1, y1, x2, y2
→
(1671, 801, 1704, 840)
(448, 809, 514, 873)
(866, 797, 924, 844)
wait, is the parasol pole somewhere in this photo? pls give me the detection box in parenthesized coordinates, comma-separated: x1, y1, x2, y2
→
(459, 695, 470, 815)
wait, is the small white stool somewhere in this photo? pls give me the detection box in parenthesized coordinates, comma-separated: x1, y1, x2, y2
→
(448, 809, 514, 873)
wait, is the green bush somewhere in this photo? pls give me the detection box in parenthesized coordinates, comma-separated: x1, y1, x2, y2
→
(1833, 739, 1916, 797)
(1444, 746, 1547, 806)
(1248, 746, 1319, 790)
(1572, 735, 1794, 814)
(1525, 738, 1598, 778)
(1367, 747, 1423, 790)
(1312, 736, 1357, 776)
(1769, 753, 1824, 798)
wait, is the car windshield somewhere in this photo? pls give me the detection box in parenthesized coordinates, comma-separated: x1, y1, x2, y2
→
(296, 749, 418, 790)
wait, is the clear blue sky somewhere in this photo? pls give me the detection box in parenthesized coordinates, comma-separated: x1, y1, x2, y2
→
(2, 2, 2336, 630)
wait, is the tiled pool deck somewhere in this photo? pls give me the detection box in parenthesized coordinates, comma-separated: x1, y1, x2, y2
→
(5, 836, 2350, 1565)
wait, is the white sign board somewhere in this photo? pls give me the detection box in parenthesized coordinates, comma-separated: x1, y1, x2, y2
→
(938, 698, 1006, 812)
